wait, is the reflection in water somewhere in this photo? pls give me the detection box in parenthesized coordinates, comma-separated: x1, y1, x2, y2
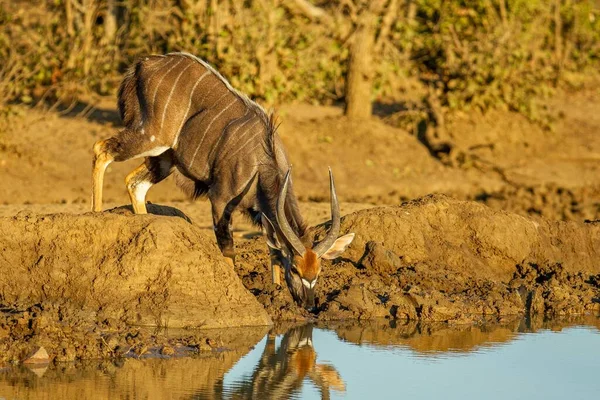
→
(329, 316, 600, 354)
(0, 317, 598, 399)
(228, 324, 345, 399)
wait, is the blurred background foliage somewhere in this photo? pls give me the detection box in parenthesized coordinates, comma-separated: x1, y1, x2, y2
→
(0, 0, 599, 125)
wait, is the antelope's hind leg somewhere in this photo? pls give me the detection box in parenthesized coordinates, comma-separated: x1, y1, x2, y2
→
(126, 151, 175, 214)
(92, 140, 115, 212)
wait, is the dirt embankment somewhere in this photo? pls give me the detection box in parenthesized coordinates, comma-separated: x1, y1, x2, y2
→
(0, 204, 272, 364)
(236, 195, 600, 322)
(0, 204, 271, 329)
(1, 195, 599, 365)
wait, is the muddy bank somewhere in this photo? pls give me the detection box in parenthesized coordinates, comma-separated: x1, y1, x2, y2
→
(471, 183, 600, 222)
(0, 204, 270, 329)
(236, 195, 600, 322)
(0, 330, 265, 399)
(1, 196, 599, 365)
(0, 299, 268, 366)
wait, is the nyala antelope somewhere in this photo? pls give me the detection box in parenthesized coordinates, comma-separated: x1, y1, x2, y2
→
(92, 52, 354, 310)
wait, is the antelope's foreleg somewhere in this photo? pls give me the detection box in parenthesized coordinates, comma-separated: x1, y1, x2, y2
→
(269, 248, 283, 286)
(211, 200, 236, 266)
(92, 140, 114, 212)
(125, 153, 174, 214)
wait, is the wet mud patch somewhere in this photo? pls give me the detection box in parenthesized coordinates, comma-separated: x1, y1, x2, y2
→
(0, 302, 269, 366)
(236, 195, 600, 322)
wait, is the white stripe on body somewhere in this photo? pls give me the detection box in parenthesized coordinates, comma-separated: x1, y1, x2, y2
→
(212, 121, 261, 175)
(204, 109, 251, 173)
(173, 70, 211, 147)
(188, 97, 238, 169)
(159, 62, 194, 136)
(174, 79, 220, 148)
(151, 57, 184, 109)
(170, 52, 264, 116)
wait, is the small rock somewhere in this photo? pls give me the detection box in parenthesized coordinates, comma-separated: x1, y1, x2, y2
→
(160, 345, 175, 356)
(360, 241, 403, 274)
(23, 347, 50, 365)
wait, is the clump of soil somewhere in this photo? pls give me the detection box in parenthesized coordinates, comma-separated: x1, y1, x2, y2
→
(235, 195, 600, 322)
(0, 204, 270, 329)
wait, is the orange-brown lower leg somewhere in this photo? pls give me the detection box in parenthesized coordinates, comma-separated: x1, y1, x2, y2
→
(92, 140, 114, 212)
(125, 154, 174, 215)
(269, 249, 282, 285)
(272, 264, 281, 285)
(125, 163, 151, 214)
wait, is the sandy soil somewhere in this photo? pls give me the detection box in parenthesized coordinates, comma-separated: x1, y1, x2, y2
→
(1, 88, 599, 219)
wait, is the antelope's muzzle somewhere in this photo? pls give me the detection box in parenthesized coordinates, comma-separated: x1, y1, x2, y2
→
(303, 287, 316, 312)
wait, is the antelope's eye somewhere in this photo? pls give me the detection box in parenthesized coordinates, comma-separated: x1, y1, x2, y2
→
(291, 265, 300, 275)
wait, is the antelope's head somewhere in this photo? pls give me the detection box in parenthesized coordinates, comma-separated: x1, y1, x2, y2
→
(262, 168, 355, 311)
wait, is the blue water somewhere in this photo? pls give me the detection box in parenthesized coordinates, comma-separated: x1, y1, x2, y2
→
(223, 321, 600, 400)
(1, 318, 599, 399)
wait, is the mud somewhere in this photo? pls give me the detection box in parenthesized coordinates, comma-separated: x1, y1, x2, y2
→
(235, 195, 600, 322)
(1, 195, 598, 365)
(0, 301, 269, 366)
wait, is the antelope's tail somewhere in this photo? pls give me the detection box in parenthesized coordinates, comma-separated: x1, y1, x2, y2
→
(174, 170, 209, 200)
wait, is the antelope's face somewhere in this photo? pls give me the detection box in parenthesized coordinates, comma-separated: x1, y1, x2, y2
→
(283, 238, 354, 310)
(287, 250, 321, 310)
(263, 168, 355, 311)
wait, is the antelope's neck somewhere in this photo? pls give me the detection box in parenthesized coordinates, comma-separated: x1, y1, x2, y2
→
(258, 169, 307, 239)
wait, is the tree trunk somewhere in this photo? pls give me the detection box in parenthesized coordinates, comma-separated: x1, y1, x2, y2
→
(554, 0, 563, 76)
(82, 0, 97, 75)
(104, 0, 117, 43)
(257, 0, 278, 103)
(344, 11, 376, 120)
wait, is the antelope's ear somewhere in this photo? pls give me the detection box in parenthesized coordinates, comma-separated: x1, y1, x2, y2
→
(261, 213, 281, 250)
(321, 233, 355, 260)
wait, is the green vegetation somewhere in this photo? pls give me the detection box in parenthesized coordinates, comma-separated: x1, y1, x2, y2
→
(1, 0, 599, 123)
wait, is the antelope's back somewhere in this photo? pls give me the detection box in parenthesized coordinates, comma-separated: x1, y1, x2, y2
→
(118, 53, 272, 181)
